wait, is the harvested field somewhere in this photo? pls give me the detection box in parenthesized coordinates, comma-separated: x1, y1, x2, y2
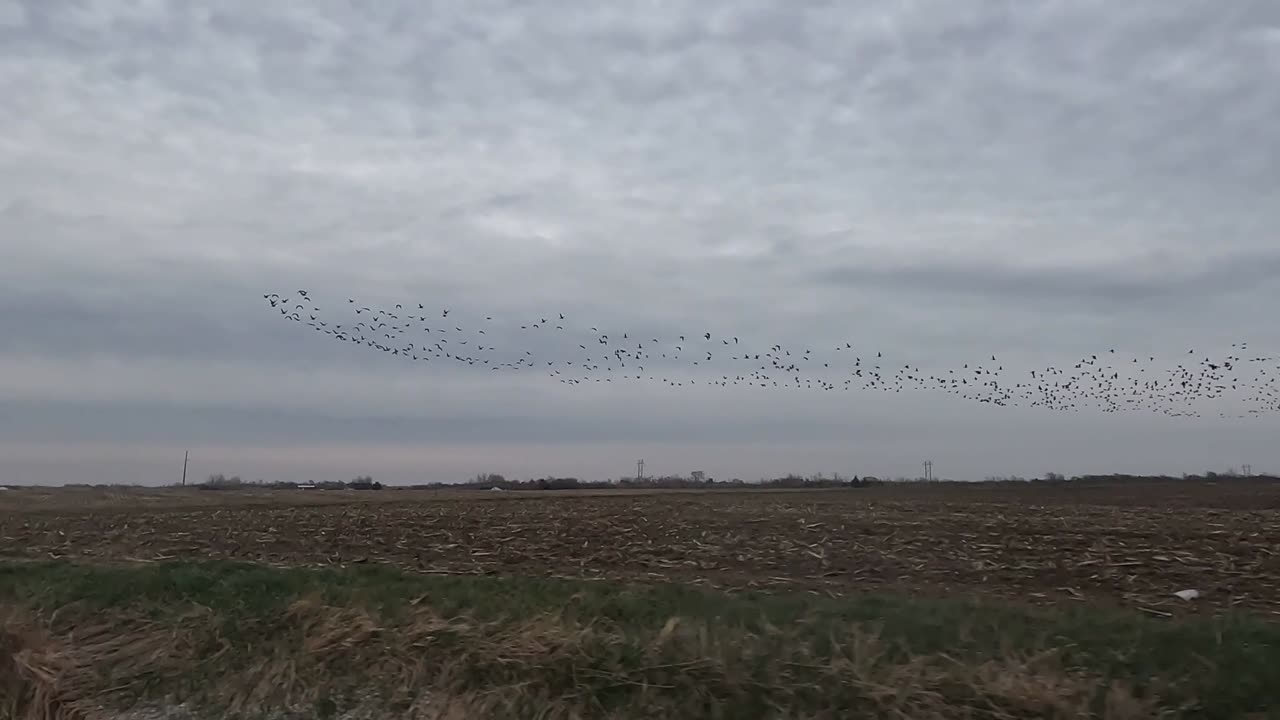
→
(2, 482, 1278, 618)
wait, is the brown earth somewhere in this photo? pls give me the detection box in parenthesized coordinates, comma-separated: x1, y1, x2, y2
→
(1, 482, 1278, 618)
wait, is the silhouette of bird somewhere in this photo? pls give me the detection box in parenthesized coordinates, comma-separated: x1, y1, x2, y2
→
(261, 290, 1280, 419)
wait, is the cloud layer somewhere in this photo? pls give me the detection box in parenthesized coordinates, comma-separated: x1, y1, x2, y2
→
(2, 0, 1279, 484)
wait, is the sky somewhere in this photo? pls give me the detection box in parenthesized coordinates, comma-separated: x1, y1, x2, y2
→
(3, 0, 1280, 485)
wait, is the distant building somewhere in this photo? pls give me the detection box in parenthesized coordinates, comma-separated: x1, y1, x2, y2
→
(297, 482, 317, 490)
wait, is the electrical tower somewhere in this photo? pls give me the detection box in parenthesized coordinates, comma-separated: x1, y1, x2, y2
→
(923, 460, 933, 482)
(1243, 464, 1252, 477)
(636, 459, 645, 480)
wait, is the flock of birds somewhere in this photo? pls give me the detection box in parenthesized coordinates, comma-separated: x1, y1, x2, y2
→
(264, 291, 1280, 419)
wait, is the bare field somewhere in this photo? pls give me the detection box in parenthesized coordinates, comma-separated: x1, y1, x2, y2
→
(2, 482, 1278, 618)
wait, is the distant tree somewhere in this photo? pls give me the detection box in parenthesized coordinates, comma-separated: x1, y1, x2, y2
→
(471, 472, 507, 487)
(200, 474, 242, 490)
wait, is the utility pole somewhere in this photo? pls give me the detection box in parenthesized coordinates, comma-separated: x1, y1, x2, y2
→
(923, 460, 933, 482)
(636, 459, 644, 480)
(181, 450, 189, 487)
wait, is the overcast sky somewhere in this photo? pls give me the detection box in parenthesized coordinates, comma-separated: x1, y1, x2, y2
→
(3, 0, 1280, 485)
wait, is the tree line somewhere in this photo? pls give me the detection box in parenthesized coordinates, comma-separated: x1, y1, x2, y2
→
(406, 472, 879, 491)
(188, 470, 1277, 492)
(199, 474, 383, 490)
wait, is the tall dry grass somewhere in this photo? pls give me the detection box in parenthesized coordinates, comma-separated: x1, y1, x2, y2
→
(1, 596, 1182, 720)
(1, 605, 208, 720)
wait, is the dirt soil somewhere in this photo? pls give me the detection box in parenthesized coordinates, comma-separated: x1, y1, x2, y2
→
(2, 482, 1278, 617)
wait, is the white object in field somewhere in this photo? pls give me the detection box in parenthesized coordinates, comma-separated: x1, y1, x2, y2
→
(1173, 589, 1200, 601)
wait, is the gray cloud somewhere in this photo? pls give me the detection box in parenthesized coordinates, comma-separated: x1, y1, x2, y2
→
(2, 0, 1279, 484)
(812, 248, 1280, 309)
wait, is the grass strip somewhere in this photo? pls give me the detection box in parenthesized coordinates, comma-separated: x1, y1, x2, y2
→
(1, 560, 1277, 719)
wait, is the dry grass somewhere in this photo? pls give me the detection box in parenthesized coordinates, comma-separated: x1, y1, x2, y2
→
(1, 596, 1179, 720)
(2, 560, 1276, 719)
(0, 605, 207, 720)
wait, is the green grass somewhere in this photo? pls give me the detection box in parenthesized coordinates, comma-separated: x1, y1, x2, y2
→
(1, 560, 1278, 719)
